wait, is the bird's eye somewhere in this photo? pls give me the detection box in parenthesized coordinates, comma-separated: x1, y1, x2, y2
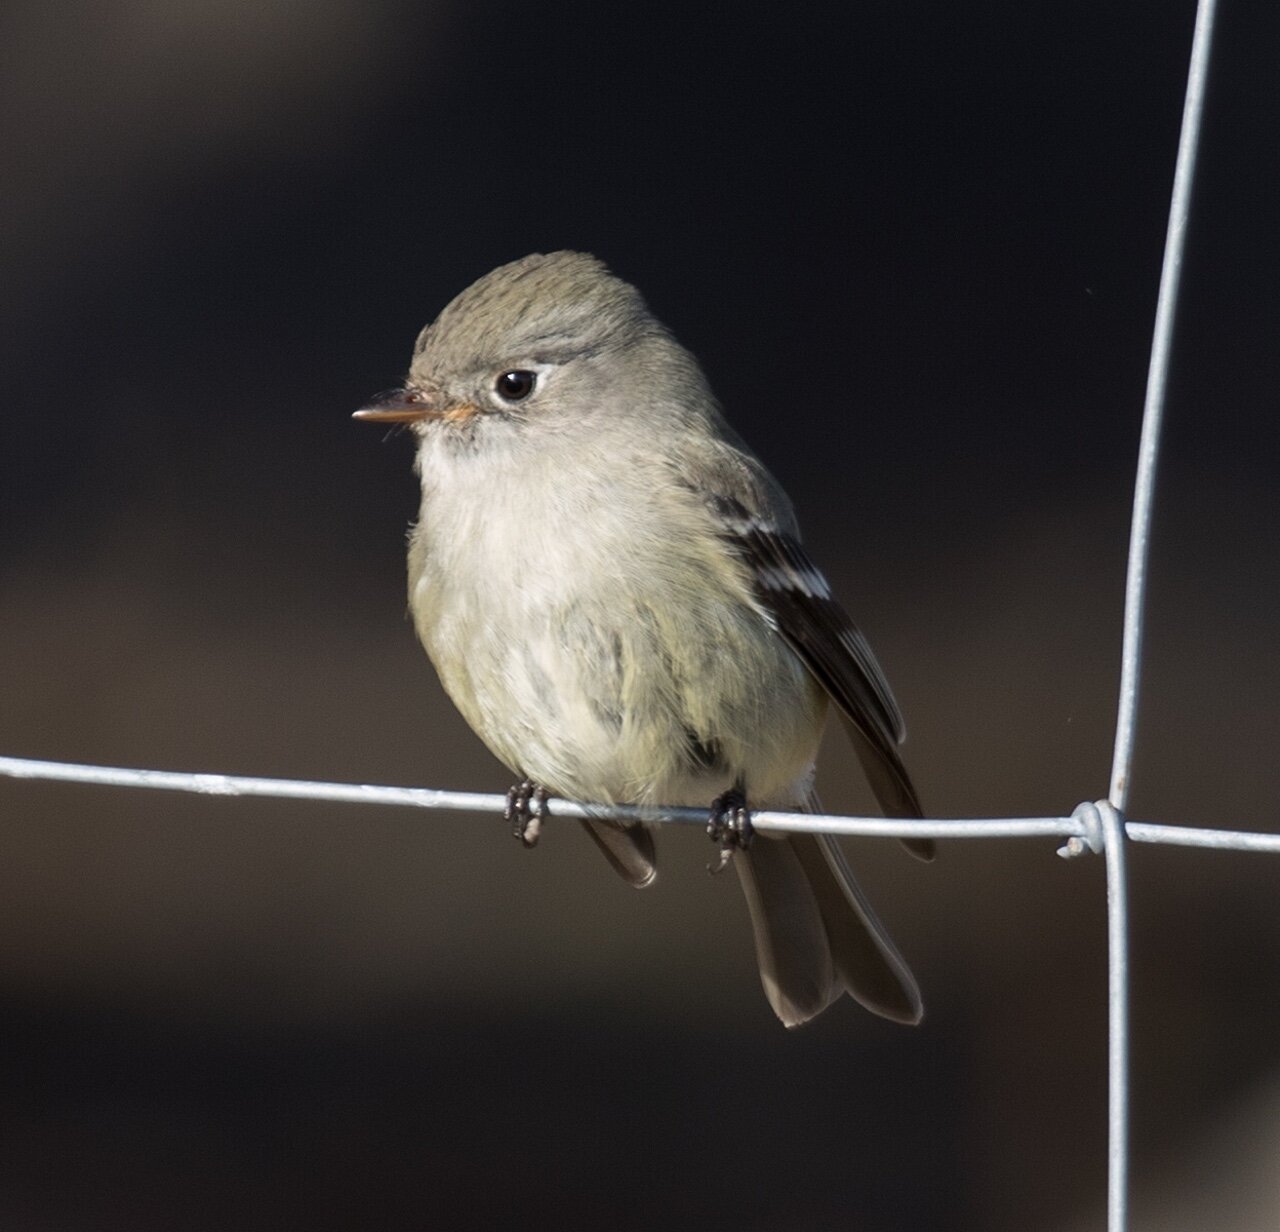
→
(494, 370, 537, 401)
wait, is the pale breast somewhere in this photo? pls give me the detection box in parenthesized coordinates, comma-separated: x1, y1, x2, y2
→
(407, 438, 826, 807)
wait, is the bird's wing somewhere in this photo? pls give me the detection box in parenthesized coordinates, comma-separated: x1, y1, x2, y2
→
(668, 435, 929, 849)
(711, 493, 924, 825)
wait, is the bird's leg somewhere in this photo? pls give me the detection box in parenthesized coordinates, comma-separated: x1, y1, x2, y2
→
(505, 778, 550, 847)
(706, 786, 753, 874)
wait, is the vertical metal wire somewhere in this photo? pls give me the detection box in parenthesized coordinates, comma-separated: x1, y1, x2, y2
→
(1108, 0, 1219, 814)
(1105, 4, 1219, 1230)
(1100, 803, 1131, 1232)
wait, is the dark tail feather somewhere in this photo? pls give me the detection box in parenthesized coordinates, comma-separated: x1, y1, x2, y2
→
(734, 791, 922, 1029)
(734, 837, 837, 1027)
(788, 832, 922, 1024)
(580, 818, 657, 888)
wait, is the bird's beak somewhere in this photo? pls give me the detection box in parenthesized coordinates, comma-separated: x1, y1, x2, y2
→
(353, 388, 441, 423)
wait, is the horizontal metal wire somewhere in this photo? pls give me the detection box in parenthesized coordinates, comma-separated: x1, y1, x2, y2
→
(2, 753, 1275, 852)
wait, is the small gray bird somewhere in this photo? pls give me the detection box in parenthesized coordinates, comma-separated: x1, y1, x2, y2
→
(355, 251, 928, 1027)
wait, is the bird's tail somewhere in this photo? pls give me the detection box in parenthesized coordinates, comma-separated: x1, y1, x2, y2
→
(734, 809, 922, 1027)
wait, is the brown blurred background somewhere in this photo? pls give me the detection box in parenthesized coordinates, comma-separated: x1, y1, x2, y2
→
(2, 1, 1278, 1228)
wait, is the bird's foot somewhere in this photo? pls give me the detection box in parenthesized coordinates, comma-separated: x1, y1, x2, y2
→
(505, 779, 549, 847)
(706, 788, 753, 874)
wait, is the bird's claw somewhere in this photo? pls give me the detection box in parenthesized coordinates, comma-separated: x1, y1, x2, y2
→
(706, 788, 753, 874)
(505, 779, 549, 847)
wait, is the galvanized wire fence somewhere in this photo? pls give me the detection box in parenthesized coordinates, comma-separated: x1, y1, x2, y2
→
(0, 1, 1269, 1228)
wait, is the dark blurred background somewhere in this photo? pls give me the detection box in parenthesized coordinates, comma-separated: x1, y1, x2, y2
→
(1, 1, 1278, 1228)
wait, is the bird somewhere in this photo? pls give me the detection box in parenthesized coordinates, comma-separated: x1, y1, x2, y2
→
(354, 251, 928, 1027)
